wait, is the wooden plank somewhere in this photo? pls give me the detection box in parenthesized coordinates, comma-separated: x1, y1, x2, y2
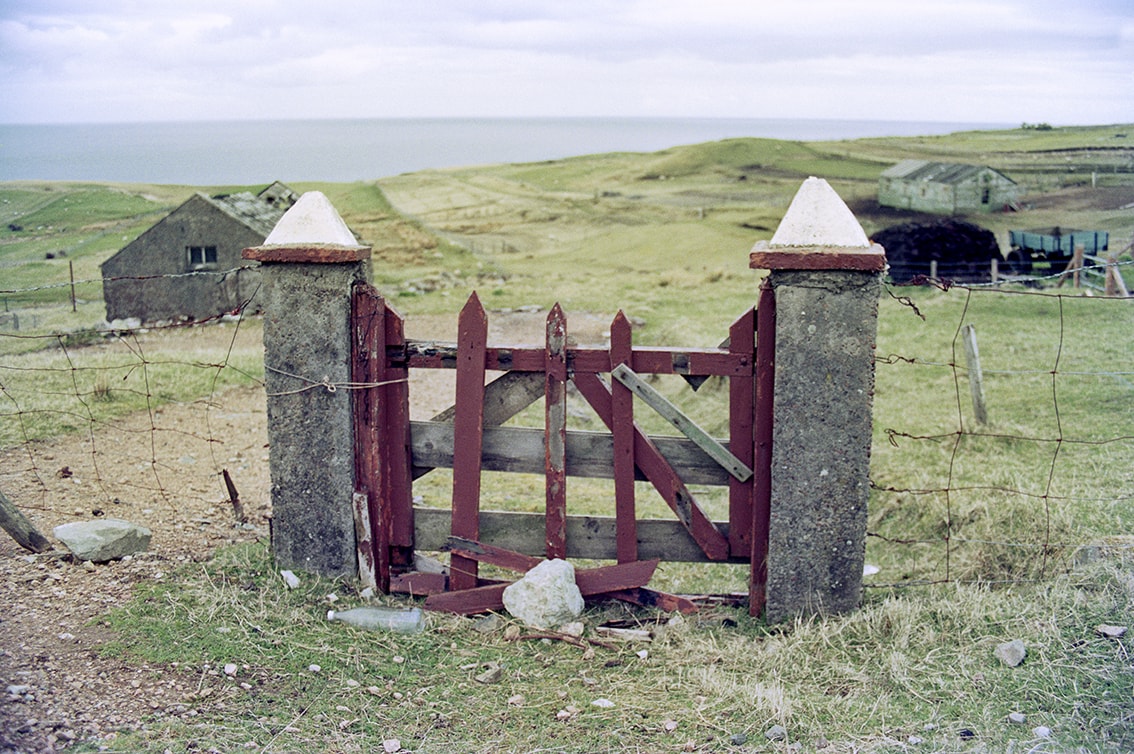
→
(611, 363, 752, 483)
(961, 324, 988, 426)
(545, 304, 568, 559)
(352, 491, 377, 592)
(449, 293, 488, 590)
(750, 281, 775, 616)
(428, 371, 545, 426)
(610, 311, 637, 563)
(571, 372, 730, 561)
(413, 507, 745, 563)
(350, 283, 389, 591)
(390, 571, 448, 597)
(413, 371, 545, 480)
(402, 342, 751, 377)
(446, 536, 542, 573)
(602, 587, 699, 614)
(728, 307, 756, 556)
(384, 301, 415, 553)
(410, 422, 734, 485)
(423, 559, 660, 615)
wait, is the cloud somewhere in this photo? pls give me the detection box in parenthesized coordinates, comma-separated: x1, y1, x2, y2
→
(0, 0, 1130, 123)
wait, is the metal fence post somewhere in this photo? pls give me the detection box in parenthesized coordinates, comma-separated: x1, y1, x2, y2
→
(749, 177, 886, 622)
(243, 192, 371, 578)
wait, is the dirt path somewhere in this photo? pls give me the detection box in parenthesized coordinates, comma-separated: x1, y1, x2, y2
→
(0, 309, 612, 752)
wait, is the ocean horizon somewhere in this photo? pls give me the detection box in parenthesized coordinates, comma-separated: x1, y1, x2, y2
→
(0, 116, 1013, 185)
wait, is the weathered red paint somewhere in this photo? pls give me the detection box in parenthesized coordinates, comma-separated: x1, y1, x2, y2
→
(450, 293, 488, 591)
(610, 311, 637, 563)
(750, 280, 776, 616)
(728, 307, 756, 557)
(383, 302, 415, 558)
(351, 283, 390, 592)
(243, 244, 371, 263)
(572, 371, 730, 561)
(749, 245, 886, 272)
(545, 304, 568, 559)
(402, 343, 750, 377)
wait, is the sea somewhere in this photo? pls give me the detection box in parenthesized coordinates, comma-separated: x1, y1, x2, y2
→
(0, 117, 1011, 185)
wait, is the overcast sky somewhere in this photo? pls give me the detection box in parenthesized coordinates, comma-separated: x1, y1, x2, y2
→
(1, 0, 1130, 126)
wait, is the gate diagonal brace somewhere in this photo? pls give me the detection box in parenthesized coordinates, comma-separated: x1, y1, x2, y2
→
(610, 363, 753, 482)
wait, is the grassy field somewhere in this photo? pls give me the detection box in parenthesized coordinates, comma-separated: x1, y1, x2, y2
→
(2, 124, 1133, 752)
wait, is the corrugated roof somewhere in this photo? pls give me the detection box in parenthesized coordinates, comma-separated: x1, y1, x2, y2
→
(206, 192, 288, 238)
(881, 160, 1014, 185)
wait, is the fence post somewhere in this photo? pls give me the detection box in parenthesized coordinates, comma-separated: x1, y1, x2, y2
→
(243, 192, 371, 578)
(749, 177, 886, 623)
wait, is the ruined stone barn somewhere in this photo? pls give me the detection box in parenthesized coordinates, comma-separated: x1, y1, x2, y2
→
(878, 160, 1019, 215)
(101, 182, 299, 323)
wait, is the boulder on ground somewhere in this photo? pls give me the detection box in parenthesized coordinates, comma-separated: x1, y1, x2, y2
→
(502, 558, 584, 629)
(53, 518, 152, 562)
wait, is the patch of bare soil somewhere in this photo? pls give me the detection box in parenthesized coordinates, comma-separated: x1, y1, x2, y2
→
(0, 309, 611, 752)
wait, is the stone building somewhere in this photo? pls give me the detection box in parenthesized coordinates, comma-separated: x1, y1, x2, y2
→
(101, 182, 298, 323)
(878, 160, 1018, 215)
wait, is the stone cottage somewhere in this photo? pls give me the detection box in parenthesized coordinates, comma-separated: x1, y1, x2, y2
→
(101, 182, 299, 323)
(878, 160, 1018, 215)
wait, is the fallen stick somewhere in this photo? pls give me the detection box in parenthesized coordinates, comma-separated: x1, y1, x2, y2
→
(0, 486, 51, 553)
(222, 469, 246, 525)
(507, 632, 618, 651)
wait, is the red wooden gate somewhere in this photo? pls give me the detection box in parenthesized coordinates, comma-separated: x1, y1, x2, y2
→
(351, 282, 775, 616)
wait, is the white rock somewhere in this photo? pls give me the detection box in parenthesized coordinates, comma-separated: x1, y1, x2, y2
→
(994, 639, 1027, 667)
(280, 570, 300, 589)
(382, 739, 401, 753)
(52, 519, 151, 562)
(591, 698, 615, 708)
(1033, 725, 1052, 738)
(502, 559, 583, 629)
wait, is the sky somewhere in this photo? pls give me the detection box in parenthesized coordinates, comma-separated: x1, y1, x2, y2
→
(0, 0, 1131, 126)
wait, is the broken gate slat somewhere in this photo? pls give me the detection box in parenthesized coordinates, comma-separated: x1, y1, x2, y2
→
(413, 371, 545, 480)
(384, 300, 414, 557)
(572, 372, 730, 562)
(402, 343, 750, 377)
(450, 293, 488, 591)
(423, 559, 661, 615)
(390, 571, 449, 597)
(610, 311, 637, 563)
(750, 280, 776, 616)
(610, 363, 753, 482)
(446, 536, 542, 573)
(728, 307, 756, 557)
(351, 283, 390, 591)
(602, 587, 699, 614)
(545, 304, 568, 559)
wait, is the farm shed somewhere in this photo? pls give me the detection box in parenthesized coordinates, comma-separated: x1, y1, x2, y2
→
(878, 160, 1018, 215)
(101, 182, 299, 323)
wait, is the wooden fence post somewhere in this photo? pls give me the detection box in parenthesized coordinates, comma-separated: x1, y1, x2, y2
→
(749, 178, 886, 622)
(243, 192, 372, 578)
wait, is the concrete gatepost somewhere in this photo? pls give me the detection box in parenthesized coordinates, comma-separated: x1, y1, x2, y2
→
(749, 177, 886, 623)
(243, 192, 371, 578)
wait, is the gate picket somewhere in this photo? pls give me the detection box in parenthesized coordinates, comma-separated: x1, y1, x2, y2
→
(545, 304, 568, 559)
(450, 294, 488, 591)
(610, 311, 637, 563)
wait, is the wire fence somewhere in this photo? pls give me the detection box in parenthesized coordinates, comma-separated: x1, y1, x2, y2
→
(1, 267, 1132, 593)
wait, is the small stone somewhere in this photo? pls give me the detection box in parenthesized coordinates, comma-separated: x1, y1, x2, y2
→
(392, 656, 405, 664)
(308, 664, 321, 673)
(502, 559, 584, 629)
(994, 639, 1027, 667)
(382, 739, 401, 753)
(591, 698, 614, 708)
(223, 664, 238, 676)
(729, 732, 748, 745)
(1096, 624, 1127, 639)
(507, 694, 524, 706)
(280, 570, 300, 589)
(766, 724, 788, 741)
(636, 649, 649, 660)
(345, 679, 360, 688)
(559, 621, 585, 637)
(475, 664, 502, 684)
(663, 720, 678, 733)
(473, 613, 503, 634)
(555, 709, 572, 721)
(1033, 725, 1052, 738)
(1008, 712, 1027, 725)
(907, 735, 923, 745)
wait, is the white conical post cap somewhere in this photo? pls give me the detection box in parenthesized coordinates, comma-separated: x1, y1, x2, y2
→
(264, 191, 361, 247)
(770, 177, 870, 248)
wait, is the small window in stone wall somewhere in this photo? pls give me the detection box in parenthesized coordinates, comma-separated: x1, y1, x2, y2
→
(981, 188, 991, 204)
(187, 245, 218, 270)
